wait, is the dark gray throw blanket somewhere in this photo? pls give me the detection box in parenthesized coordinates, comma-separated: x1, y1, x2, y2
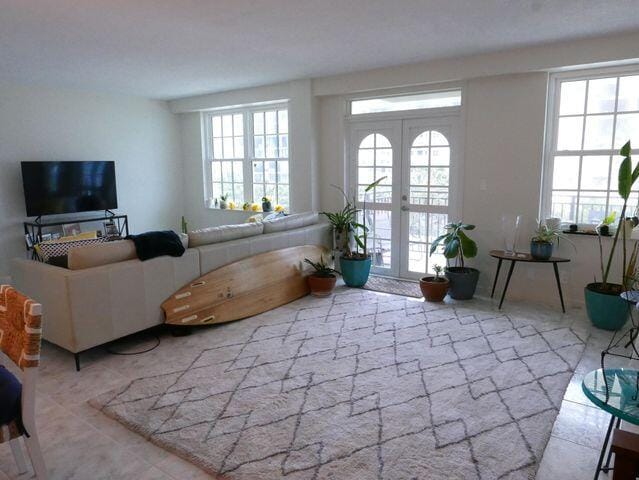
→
(126, 231, 185, 261)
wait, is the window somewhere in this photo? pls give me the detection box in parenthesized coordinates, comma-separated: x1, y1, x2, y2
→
(206, 104, 289, 209)
(543, 69, 639, 225)
(351, 90, 461, 115)
(251, 109, 289, 207)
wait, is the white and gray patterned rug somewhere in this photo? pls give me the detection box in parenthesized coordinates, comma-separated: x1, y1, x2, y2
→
(91, 287, 587, 480)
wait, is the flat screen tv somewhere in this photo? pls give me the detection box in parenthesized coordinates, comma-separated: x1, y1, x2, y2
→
(21, 161, 118, 217)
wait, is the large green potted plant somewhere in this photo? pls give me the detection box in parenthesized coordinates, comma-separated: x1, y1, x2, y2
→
(321, 189, 358, 257)
(430, 222, 479, 299)
(585, 141, 636, 330)
(337, 177, 385, 287)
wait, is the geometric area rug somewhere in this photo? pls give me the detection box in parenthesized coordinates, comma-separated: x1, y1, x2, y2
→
(91, 287, 587, 479)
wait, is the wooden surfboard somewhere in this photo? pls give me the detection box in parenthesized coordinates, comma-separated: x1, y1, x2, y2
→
(162, 245, 330, 326)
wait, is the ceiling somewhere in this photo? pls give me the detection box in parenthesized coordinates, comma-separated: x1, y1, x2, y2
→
(1, 0, 639, 100)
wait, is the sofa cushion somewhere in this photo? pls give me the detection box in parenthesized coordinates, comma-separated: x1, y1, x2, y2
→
(188, 222, 263, 247)
(262, 212, 319, 234)
(67, 240, 137, 270)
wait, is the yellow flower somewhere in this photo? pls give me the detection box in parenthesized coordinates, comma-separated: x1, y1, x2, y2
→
(275, 204, 285, 212)
(251, 203, 260, 212)
(228, 201, 236, 210)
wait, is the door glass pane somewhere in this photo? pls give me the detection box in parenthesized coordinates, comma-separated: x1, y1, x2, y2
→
(359, 210, 392, 268)
(407, 212, 448, 274)
(409, 130, 451, 206)
(358, 133, 393, 202)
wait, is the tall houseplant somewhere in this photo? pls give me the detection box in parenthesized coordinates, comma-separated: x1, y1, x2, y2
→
(323, 177, 385, 287)
(430, 222, 479, 299)
(586, 141, 637, 330)
(321, 188, 358, 256)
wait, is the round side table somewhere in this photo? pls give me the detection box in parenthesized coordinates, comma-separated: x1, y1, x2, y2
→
(582, 368, 639, 479)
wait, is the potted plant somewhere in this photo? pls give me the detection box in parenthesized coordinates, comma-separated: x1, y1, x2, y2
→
(219, 193, 229, 210)
(530, 222, 575, 260)
(339, 177, 386, 287)
(262, 196, 273, 213)
(420, 265, 449, 302)
(430, 222, 479, 300)
(321, 189, 358, 256)
(586, 141, 636, 330)
(304, 256, 337, 297)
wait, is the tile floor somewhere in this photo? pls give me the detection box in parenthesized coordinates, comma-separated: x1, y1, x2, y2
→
(0, 294, 634, 480)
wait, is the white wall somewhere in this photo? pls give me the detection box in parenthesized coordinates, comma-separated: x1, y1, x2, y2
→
(170, 30, 639, 307)
(0, 83, 184, 278)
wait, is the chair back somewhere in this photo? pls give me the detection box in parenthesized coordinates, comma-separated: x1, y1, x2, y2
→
(0, 285, 42, 370)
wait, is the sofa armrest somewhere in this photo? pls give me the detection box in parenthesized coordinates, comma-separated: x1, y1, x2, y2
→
(11, 259, 76, 352)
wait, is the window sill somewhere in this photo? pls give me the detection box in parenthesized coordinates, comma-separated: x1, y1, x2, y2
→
(562, 230, 612, 237)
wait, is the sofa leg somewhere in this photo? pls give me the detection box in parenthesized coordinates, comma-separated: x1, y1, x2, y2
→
(169, 325, 191, 337)
(74, 353, 81, 371)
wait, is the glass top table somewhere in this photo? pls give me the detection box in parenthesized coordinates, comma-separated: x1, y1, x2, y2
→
(582, 368, 639, 426)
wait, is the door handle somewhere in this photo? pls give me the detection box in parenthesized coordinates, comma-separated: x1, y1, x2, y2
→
(401, 205, 410, 211)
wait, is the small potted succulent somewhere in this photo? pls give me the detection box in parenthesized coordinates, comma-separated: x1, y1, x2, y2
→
(242, 202, 251, 211)
(530, 221, 574, 260)
(430, 222, 479, 300)
(419, 265, 449, 302)
(304, 256, 337, 297)
(262, 196, 273, 213)
(219, 193, 229, 210)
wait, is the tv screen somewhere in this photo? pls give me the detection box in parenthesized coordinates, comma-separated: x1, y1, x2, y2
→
(21, 161, 118, 217)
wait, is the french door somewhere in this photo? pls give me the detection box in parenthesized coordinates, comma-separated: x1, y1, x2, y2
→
(348, 115, 461, 280)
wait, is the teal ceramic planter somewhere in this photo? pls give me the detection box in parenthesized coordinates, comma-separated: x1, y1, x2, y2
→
(584, 283, 629, 331)
(340, 256, 372, 287)
(530, 240, 553, 260)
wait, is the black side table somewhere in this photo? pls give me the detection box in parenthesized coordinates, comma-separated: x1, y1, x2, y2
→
(490, 249, 570, 312)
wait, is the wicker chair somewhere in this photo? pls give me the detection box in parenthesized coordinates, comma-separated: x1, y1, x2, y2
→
(0, 285, 47, 479)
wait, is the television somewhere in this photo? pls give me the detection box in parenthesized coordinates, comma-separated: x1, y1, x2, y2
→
(21, 161, 118, 217)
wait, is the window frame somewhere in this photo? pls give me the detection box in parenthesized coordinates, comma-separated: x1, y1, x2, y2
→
(202, 101, 290, 210)
(541, 65, 639, 226)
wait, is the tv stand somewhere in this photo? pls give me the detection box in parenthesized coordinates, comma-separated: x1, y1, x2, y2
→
(24, 212, 129, 259)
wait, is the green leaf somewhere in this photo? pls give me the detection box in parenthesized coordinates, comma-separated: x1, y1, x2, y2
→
(621, 140, 632, 158)
(461, 224, 476, 230)
(443, 237, 460, 259)
(619, 156, 632, 200)
(603, 211, 617, 226)
(354, 235, 365, 250)
(365, 176, 387, 192)
(352, 222, 369, 232)
(458, 230, 478, 258)
(429, 233, 449, 255)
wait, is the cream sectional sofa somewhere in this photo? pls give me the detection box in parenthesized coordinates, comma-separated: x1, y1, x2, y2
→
(11, 213, 331, 369)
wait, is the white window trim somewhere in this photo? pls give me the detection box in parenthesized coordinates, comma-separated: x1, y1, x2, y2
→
(202, 101, 290, 210)
(541, 64, 639, 225)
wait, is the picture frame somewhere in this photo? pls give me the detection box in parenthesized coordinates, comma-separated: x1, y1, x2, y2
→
(62, 223, 82, 237)
(104, 222, 119, 236)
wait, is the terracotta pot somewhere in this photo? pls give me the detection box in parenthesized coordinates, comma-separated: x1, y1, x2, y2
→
(419, 276, 449, 302)
(308, 274, 337, 297)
